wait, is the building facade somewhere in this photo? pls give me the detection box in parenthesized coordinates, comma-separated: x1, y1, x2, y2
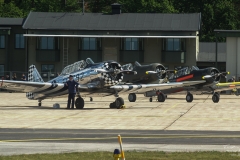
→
(214, 30, 240, 81)
(1, 5, 201, 80)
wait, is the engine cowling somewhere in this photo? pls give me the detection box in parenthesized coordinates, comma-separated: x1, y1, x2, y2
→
(210, 68, 221, 82)
(155, 65, 167, 79)
(101, 62, 124, 86)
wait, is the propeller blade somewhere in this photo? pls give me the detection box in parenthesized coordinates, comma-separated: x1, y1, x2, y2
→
(146, 71, 157, 74)
(94, 69, 109, 73)
(202, 75, 212, 79)
(146, 70, 167, 75)
(167, 70, 177, 74)
(120, 70, 137, 75)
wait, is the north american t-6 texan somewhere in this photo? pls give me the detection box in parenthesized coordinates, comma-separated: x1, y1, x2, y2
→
(0, 58, 203, 109)
(123, 62, 240, 103)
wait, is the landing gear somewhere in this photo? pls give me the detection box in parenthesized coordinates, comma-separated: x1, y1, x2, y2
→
(75, 97, 84, 109)
(157, 93, 166, 102)
(109, 97, 125, 109)
(186, 93, 193, 102)
(90, 97, 93, 102)
(128, 93, 136, 102)
(38, 100, 42, 106)
(115, 97, 124, 109)
(212, 93, 220, 103)
(149, 97, 152, 102)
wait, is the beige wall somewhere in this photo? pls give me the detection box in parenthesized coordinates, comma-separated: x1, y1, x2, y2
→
(186, 37, 197, 66)
(102, 38, 120, 61)
(226, 37, 240, 79)
(144, 38, 162, 63)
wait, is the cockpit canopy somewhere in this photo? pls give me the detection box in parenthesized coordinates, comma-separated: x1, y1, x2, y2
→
(60, 58, 95, 75)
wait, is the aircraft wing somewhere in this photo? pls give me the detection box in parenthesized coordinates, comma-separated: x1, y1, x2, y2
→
(110, 80, 206, 94)
(0, 80, 65, 92)
(214, 82, 240, 92)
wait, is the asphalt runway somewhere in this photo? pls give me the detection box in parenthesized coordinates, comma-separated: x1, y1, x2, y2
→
(1, 93, 240, 155)
(2, 128, 240, 145)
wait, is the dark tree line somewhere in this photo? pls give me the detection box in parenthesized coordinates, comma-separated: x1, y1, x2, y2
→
(1, 0, 239, 41)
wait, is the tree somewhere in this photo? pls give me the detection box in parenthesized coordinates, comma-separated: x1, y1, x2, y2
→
(0, 2, 23, 17)
(172, 0, 240, 41)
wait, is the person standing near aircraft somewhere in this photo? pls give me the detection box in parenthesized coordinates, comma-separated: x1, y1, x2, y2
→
(65, 75, 79, 109)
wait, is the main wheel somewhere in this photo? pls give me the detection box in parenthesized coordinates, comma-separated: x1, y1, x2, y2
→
(186, 93, 193, 102)
(157, 93, 166, 102)
(212, 93, 220, 103)
(38, 103, 41, 107)
(128, 93, 136, 102)
(75, 97, 84, 109)
(115, 97, 124, 109)
(149, 97, 152, 102)
(214, 92, 220, 98)
(90, 97, 93, 102)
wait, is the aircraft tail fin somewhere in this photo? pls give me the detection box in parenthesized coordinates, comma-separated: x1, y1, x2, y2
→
(26, 65, 44, 100)
(28, 65, 44, 83)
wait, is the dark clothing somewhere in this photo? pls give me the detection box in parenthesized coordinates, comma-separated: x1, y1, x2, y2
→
(5, 76, 10, 80)
(67, 93, 76, 109)
(66, 80, 79, 108)
(66, 80, 79, 93)
(21, 76, 26, 81)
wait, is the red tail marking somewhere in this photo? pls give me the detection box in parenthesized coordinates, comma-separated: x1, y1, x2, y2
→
(176, 74, 194, 82)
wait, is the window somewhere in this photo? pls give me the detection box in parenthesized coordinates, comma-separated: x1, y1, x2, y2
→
(121, 38, 143, 50)
(79, 38, 101, 50)
(163, 38, 185, 51)
(0, 65, 4, 76)
(41, 64, 55, 72)
(15, 34, 25, 48)
(0, 35, 5, 49)
(37, 37, 59, 50)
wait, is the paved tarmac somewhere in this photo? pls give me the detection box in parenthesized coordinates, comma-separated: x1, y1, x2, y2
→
(1, 92, 240, 155)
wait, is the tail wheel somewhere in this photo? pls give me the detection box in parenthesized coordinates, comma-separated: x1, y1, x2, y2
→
(212, 93, 220, 103)
(186, 93, 193, 102)
(75, 97, 84, 109)
(115, 97, 124, 109)
(128, 93, 136, 102)
(157, 93, 166, 102)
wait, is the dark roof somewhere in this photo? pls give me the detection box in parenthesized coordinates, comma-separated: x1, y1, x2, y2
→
(0, 18, 24, 25)
(23, 12, 201, 31)
(214, 29, 240, 37)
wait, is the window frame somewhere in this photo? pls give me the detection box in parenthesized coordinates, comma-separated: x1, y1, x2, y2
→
(15, 34, 25, 49)
(79, 37, 101, 51)
(0, 35, 5, 49)
(121, 38, 143, 51)
(41, 64, 55, 73)
(37, 37, 59, 50)
(163, 38, 186, 51)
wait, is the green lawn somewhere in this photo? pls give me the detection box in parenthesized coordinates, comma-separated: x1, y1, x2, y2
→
(1, 151, 240, 160)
